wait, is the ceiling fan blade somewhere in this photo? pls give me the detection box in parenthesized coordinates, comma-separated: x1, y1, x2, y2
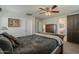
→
(39, 8, 47, 11)
(52, 5, 57, 9)
(51, 11, 59, 13)
(40, 12, 46, 14)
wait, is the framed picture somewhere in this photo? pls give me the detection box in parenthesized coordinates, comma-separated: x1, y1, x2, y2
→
(8, 18, 20, 27)
(59, 24, 64, 28)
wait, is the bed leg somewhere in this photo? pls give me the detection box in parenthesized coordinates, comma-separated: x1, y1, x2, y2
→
(60, 45, 63, 54)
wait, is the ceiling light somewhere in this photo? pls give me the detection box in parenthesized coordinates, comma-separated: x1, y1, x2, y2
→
(45, 12, 51, 16)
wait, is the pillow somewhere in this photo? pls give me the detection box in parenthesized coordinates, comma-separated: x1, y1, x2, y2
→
(0, 35, 13, 54)
(1, 32, 20, 48)
(52, 33, 64, 39)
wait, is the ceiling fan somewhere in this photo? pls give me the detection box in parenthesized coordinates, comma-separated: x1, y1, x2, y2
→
(39, 5, 59, 15)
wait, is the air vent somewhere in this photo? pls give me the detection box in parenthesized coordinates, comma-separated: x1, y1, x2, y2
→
(26, 13, 32, 16)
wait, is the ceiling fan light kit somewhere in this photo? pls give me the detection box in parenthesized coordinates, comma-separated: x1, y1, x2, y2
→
(45, 12, 51, 16)
(39, 5, 59, 16)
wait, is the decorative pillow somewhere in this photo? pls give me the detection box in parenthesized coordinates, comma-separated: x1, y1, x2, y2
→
(0, 35, 13, 54)
(1, 32, 20, 48)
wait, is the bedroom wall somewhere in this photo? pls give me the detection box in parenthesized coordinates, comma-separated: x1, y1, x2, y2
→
(0, 11, 36, 37)
(42, 16, 67, 35)
(0, 11, 26, 37)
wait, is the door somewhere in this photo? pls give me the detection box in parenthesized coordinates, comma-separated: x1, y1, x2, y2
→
(72, 14, 79, 43)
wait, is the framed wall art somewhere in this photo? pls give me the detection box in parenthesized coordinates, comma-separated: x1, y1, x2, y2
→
(8, 18, 20, 27)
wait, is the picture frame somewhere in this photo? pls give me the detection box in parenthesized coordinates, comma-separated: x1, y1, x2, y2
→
(8, 18, 20, 27)
(59, 24, 64, 28)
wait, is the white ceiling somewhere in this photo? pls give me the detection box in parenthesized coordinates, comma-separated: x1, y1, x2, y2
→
(0, 5, 79, 19)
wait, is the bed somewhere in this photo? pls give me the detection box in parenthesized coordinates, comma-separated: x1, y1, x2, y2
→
(0, 32, 63, 54)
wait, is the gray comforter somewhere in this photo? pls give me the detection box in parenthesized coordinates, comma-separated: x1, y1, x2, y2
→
(13, 34, 59, 54)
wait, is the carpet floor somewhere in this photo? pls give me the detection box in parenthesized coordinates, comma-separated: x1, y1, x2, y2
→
(63, 41, 79, 54)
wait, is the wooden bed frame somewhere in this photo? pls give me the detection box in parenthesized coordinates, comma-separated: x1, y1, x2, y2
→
(51, 44, 63, 54)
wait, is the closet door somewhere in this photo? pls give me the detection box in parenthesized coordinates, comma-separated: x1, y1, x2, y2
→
(67, 15, 74, 42)
(72, 14, 79, 43)
(67, 14, 79, 43)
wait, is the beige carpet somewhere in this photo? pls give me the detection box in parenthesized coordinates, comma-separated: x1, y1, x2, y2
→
(63, 41, 79, 54)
